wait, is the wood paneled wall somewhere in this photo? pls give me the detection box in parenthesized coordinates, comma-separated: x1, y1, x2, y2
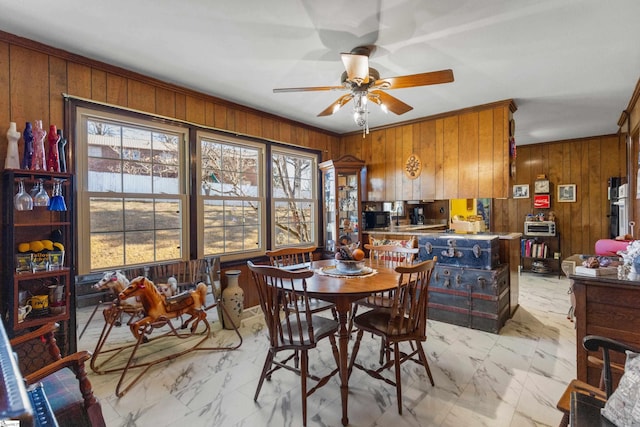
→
(0, 31, 341, 308)
(339, 101, 515, 200)
(493, 134, 626, 257)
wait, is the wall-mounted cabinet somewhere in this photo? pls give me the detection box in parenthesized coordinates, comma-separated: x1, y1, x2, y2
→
(2, 170, 75, 354)
(319, 155, 366, 256)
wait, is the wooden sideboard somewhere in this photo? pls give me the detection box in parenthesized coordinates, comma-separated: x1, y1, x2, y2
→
(571, 275, 640, 387)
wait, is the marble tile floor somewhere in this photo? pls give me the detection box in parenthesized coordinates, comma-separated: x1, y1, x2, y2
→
(76, 272, 576, 427)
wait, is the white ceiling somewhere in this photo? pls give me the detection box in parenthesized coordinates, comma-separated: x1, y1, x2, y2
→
(1, 0, 639, 145)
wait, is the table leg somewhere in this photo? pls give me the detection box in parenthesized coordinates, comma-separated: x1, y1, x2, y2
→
(336, 303, 350, 426)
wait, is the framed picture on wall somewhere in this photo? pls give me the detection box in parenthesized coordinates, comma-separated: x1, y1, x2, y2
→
(513, 184, 529, 199)
(558, 184, 576, 202)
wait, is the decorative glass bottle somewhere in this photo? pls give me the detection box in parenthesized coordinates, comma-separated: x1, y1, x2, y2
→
(47, 125, 61, 172)
(57, 129, 67, 173)
(31, 120, 47, 171)
(21, 122, 33, 169)
(5, 122, 21, 169)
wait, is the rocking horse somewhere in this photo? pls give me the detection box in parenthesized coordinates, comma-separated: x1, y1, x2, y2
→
(78, 270, 143, 340)
(119, 276, 208, 341)
(90, 269, 242, 397)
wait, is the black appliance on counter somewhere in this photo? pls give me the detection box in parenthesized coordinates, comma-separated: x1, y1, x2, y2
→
(410, 207, 425, 225)
(363, 211, 390, 230)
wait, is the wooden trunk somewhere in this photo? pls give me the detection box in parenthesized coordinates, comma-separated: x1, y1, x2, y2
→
(428, 263, 510, 333)
(418, 234, 500, 270)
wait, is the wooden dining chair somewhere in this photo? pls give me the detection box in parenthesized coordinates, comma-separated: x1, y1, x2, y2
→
(556, 335, 640, 427)
(247, 261, 340, 427)
(349, 242, 420, 363)
(266, 246, 337, 317)
(348, 258, 437, 415)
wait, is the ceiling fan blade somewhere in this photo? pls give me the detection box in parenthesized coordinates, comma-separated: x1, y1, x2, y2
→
(317, 94, 353, 116)
(374, 69, 454, 90)
(341, 53, 369, 84)
(369, 90, 413, 115)
(273, 85, 345, 93)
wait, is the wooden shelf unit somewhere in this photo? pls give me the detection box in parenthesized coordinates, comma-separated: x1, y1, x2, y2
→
(2, 170, 76, 354)
(520, 233, 561, 278)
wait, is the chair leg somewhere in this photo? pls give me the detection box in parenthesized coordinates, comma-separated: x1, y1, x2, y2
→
(254, 350, 275, 401)
(394, 342, 403, 415)
(379, 336, 394, 365)
(415, 340, 435, 386)
(348, 329, 365, 378)
(301, 350, 308, 427)
(347, 304, 359, 336)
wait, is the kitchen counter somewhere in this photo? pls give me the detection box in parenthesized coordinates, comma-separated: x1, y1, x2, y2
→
(365, 228, 521, 240)
(365, 224, 448, 233)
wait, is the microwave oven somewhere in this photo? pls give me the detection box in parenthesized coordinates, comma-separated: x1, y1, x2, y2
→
(363, 211, 390, 230)
(524, 221, 556, 236)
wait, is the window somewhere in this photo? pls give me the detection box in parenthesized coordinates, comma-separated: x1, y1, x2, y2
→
(76, 108, 188, 273)
(73, 101, 320, 273)
(198, 132, 264, 257)
(271, 148, 317, 247)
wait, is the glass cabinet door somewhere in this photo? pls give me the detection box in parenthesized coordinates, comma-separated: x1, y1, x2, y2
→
(337, 171, 359, 243)
(324, 169, 336, 252)
(319, 156, 365, 256)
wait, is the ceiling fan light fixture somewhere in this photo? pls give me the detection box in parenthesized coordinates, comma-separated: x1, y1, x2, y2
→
(352, 91, 369, 135)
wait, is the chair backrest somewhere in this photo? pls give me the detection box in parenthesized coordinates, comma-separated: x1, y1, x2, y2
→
(365, 243, 419, 267)
(583, 335, 640, 397)
(247, 261, 318, 348)
(150, 259, 208, 291)
(204, 256, 221, 286)
(266, 246, 316, 268)
(387, 258, 437, 338)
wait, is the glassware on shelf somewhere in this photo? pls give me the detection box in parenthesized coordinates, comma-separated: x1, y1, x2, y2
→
(29, 180, 40, 199)
(14, 178, 34, 211)
(47, 125, 61, 172)
(48, 179, 67, 211)
(33, 179, 50, 207)
(21, 122, 33, 169)
(31, 120, 47, 171)
(57, 129, 67, 173)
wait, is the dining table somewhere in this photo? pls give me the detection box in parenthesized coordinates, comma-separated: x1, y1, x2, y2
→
(302, 259, 401, 426)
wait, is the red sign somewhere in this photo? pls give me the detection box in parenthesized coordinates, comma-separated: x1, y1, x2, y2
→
(534, 194, 550, 209)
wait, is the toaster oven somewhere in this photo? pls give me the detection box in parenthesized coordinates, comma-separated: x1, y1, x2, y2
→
(524, 221, 556, 236)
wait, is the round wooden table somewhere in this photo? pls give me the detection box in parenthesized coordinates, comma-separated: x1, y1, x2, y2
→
(304, 259, 400, 426)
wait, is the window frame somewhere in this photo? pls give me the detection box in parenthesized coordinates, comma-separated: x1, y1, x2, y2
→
(196, 130, 266, 261)
(270, 145, 319, 249)
(75, 106, 190, 274)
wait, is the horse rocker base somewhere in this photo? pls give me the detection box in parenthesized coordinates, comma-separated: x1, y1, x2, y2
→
(89, 276, 243, 397)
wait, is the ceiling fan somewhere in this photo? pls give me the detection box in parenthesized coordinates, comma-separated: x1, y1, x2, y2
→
(273, 46, 454, 134)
